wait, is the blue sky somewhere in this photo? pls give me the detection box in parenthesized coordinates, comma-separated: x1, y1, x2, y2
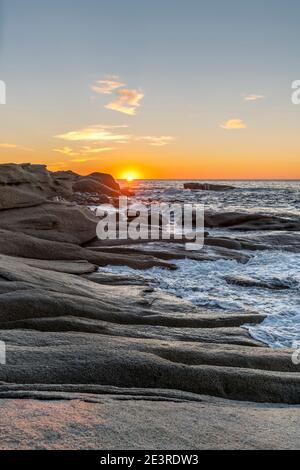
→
(0, 0, 299, 178)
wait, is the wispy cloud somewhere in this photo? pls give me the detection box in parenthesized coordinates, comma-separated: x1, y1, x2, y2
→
(69, 153, 113, 163)
(136, 136, 174, 146)
(220, 119, 247, 130)
(0, 143, 33, 151)
(106, 88, 144, 115)
(55, 125, 174, 152)
(244, 94, 264, 102)
(91, 76, 125, 95)
(81, 146, 115, 154)
(91, 74, 145, 115)
(53, 145, 115, 159)
(49, 152, 113, 169)
(55, 124, 130, 142)
(53, 146, 78, 157)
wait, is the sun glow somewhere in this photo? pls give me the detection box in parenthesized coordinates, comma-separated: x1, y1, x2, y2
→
(120, 170, 140, 183)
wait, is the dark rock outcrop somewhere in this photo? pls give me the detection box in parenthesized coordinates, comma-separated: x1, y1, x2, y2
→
(204, 211, 300, 231)
(0, 163, 125, 207)
(88, 172, 121, 191)
(185, 183, 235, 191)
(224, 275, 295, 290)
(72, 177, 121, 197)
(90, 241, 251, 264)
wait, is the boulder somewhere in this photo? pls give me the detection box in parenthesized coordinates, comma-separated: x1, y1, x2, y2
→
(72, 177, 121, 197)
(87, 172, 121, 191)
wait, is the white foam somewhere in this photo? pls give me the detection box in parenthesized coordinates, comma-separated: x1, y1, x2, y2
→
(100, 250, 300, 349)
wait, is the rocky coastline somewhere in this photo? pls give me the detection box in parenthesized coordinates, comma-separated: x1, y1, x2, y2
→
(0, 163, 299, 449)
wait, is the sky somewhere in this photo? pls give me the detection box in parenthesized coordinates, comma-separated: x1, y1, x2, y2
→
(0, 0, 300, 179)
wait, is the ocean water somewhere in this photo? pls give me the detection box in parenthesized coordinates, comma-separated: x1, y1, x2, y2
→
(125, 179, 300, 217)
(104, 180, 300, 349)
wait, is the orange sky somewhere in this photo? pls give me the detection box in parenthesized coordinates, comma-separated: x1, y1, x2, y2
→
(1, 149, 299, 181)
(1, 1, 300, 180)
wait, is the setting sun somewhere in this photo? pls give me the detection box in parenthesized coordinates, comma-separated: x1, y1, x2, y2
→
(120, 170, 140, 182)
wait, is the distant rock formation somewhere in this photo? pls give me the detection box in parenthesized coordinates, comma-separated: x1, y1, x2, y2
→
(184, 182, 235, 191)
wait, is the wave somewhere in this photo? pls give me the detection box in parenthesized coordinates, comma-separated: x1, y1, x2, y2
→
(100, 250, 300, 349)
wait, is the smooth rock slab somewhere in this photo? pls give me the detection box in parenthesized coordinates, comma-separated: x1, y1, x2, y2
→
(0, 232, 176, 270)
(0, 395, 299, 449)
(0, 254, 261, 327)
(0, 317, 262, 347)
(0, 330, 299, 403)
(0, 202, 98, 244)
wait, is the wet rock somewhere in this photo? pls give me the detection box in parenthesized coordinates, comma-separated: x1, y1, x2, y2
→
(205, 236, 243, 250)
(243, 232, 300, 252)
(0, 254, 263, 328)
(224, 275, 295, 290)
(91, 242, 251, 264)
(204, 211, 300, 231)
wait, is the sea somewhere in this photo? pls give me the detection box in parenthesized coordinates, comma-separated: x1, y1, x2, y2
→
(100, 180, 300, 349)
